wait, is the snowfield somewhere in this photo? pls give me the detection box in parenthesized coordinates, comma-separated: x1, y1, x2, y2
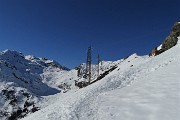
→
(22, 38, 180, 120)
(0, 50, 69, 119)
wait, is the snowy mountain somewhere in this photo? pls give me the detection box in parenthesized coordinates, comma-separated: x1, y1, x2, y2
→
(0, 49, 118, 120)
(21, 36, 180, 120)
(1, 23, 180, 120)
(0, 50, 68, 120)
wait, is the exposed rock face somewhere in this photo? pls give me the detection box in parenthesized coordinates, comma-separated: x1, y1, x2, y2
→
(149, 47, 158, 56)
(162, 22, 180, 50)
(171, 22, 180, 36)
(149, 22, 180, 56)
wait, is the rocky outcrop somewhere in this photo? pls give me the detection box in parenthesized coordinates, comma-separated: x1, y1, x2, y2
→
(149, 47, 158, 56)
(149, 22, 180, 56)
(0, 88, 39, 120)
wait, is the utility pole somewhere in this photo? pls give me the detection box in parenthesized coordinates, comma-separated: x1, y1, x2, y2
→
(97, 53, 100, 77)
(86, 46, 92, 84)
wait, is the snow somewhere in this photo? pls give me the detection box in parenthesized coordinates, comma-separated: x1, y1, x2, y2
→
(96, 59, 180, 120)
(22, 39, 180, 120)
(0, 37, 179, 120)
(0, 50, 69, 119)
(157, 44, 162, 50)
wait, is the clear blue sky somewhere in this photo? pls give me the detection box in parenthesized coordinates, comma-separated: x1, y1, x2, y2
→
(0, 0, 179, 68)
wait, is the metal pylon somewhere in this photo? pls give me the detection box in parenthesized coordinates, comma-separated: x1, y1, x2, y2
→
(86, 46, 91, 84)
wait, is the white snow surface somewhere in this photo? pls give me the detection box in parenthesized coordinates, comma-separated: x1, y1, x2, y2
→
(22, 39, 180, 120)
(0, 50, 70, 119)
(157, 44, 162, 50)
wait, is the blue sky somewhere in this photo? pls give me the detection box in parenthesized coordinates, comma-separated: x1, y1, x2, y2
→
(0, 0, 179, 68)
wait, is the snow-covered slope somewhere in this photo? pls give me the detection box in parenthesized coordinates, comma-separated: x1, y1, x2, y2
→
(0, 50, 68, 95)
(22, 38, 180, 120)
(0, 49, 120, 120)
(0, 50, 69, 119)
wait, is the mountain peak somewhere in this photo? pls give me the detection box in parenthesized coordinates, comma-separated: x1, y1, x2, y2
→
(1, 49, 23, 56)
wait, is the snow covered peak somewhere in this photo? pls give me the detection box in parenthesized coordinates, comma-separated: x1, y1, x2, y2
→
(2, 49, 18, 54)
(1, 49, 24, 56)
(0, 49, 67, 120)
(25, 55, 38, 60)
(0, 49, 24, 58)
(129, 53, 138, 58)
(0, 49, 69, 95)
(0, 49, 69, 71)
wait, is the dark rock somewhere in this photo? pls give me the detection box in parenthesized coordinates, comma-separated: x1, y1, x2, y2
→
(9, 98, 17, 106)
(149, 47, 158, 56)
(8, 111, 17, 120)
(149, 22, 180, 56)
(22, 108, 28, 113)
(22, 92, 30, 98)
(30, 105, 39, 113)
(16, 109, 22, 117)
(24, 101, 34, 108)
(2, 89, 16, 100)
(75, 81, 89, 88)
